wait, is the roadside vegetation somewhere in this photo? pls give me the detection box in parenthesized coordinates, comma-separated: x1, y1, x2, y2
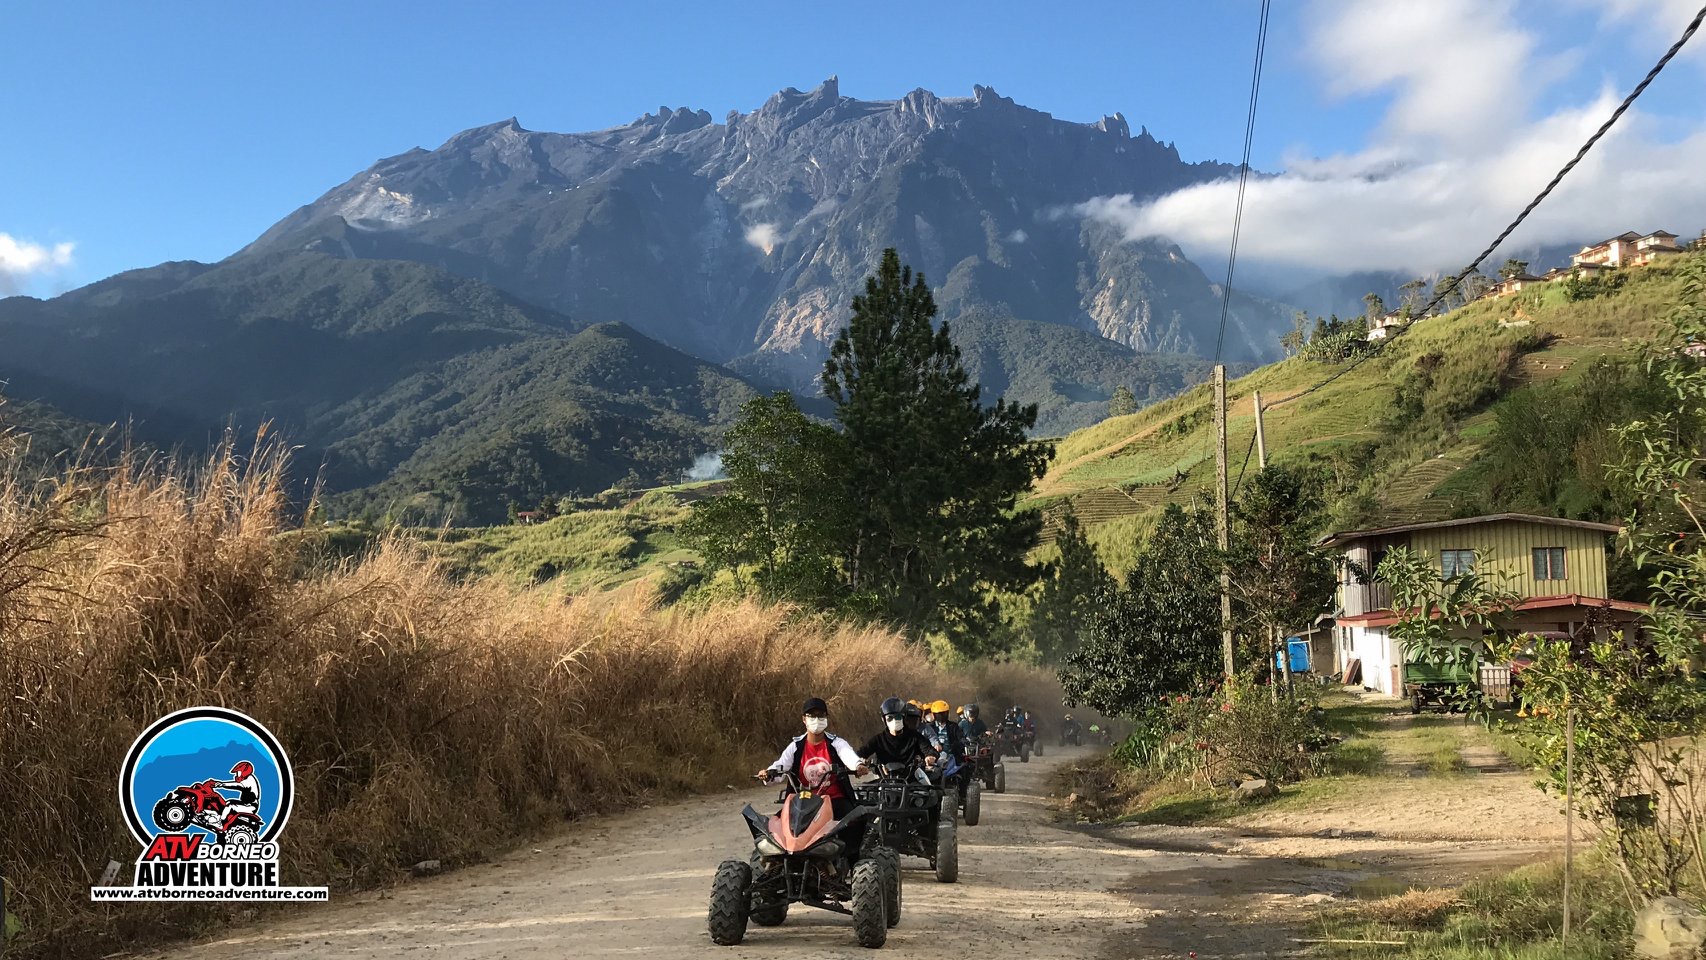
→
(1065, 256, 1706, 958)
(1316, 857, 1631, 960)
(0, 433, 1060, 959)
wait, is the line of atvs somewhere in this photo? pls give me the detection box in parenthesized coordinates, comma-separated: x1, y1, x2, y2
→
(708, 730, 1028, 949)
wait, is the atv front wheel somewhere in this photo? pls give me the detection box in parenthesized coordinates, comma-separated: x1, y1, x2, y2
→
(994, 765, 1006, 794)
(708, 859, 752, 946)
(963, 780, 982, 826)
(876, 847, 901, 927)
(1035, 740, 1045, 757)
(932, 817, 959, 883)
(851, 858, 888, 948)
(750, 901, 788, 926)
(1019, 743, 1031, 763)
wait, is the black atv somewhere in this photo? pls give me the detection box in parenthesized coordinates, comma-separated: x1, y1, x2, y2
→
(710, 772, 898, 948)
(994, 721, 1033, 764)
(946, 755, 984, 826)
(854, 761, 959, 883)
(1059, 719, 1084, 747)
(964, 732, 1007, 795)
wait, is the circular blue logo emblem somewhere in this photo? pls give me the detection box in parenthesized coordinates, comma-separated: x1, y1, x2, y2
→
(120, 707, 294, 846)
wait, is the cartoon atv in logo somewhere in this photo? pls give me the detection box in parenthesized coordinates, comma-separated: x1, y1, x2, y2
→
(151, 760, 264, 846)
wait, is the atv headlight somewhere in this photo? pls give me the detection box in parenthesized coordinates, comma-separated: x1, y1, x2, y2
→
(754, 836, 785, 857)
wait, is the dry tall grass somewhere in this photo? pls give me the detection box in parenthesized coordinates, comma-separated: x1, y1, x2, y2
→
(0, 437, 1050, 957)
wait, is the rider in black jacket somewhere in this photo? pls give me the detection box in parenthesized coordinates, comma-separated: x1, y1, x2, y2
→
(859, 697, 939, 771)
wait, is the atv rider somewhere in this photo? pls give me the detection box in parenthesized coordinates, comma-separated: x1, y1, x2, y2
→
(1061, 713, 1082, 744)
(859, 697, 939, 774)
(758, 697, 871, 849)
(960, 702, 989, 740)
(927, 700, 967, 760)
(214, 760, 262, 835)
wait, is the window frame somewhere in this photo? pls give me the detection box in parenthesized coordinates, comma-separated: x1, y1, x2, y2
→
(1440, 548, 1475, 580)
(1532, 546, 1567, 582)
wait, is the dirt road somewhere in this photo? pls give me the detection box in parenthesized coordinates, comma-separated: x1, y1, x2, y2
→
(143, 743, 1557, 960)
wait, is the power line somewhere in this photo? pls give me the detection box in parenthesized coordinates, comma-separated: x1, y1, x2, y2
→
(1266, 1, 1706, 411)
(1231, 418, 1259, 497)
(1213, 0, 1273, 363)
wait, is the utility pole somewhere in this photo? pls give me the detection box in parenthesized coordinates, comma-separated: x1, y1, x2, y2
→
(1252, 389, 1268, 470)
(1214, 365, 1235, 679)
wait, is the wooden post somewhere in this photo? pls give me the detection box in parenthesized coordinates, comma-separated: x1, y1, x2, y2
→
(1215, 365, 1235, 679)
(1563, 707, 1574, 942)
(1253, 389, 1268, 470)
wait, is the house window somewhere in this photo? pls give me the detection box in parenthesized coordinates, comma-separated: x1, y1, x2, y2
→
(1440, 549, 1475, 579)
(1533, 547, 1567, 581)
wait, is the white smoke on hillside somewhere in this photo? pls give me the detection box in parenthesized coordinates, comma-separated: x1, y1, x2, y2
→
(682, 452, 727, 482)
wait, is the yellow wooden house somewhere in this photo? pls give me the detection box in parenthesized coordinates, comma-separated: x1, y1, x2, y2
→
(1318, 513, 1644, 697)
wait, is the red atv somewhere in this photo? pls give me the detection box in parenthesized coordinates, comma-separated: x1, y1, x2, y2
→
(709, 771, 897, 948)
(151, 780, 263, 846)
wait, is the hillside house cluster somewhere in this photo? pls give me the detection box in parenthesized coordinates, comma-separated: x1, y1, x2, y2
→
(1486, 229, 1683, 299)
(1312, 513, 1644, 698)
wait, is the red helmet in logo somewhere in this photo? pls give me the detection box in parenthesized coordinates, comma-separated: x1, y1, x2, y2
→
(230, 761, 255, 779)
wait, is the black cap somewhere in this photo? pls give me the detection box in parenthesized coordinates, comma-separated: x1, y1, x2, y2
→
(802, 697, 829, 715)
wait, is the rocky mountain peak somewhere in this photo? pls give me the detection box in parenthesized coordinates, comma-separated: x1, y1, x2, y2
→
(1094, 112, 1130, 139)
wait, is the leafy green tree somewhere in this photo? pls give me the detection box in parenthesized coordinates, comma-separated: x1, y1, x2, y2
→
(1499, 258, 1530, 280)
(1107, 385, 1138, 419)
(1489, 261, 1706, 898)
(1362, 292, 1386, 319)
(1398, 277, 1427, 313)
(1059, 502, 1227, 715)
(1028, 506, 1115, 663)
(1280, 310, 1310, 356)
(823, 249, 1052, 652)
(680, 393, 846, 605)
(1227, 465, 1337, 682)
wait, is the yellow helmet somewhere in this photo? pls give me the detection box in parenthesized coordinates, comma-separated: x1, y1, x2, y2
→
(930, 699, 950, 715)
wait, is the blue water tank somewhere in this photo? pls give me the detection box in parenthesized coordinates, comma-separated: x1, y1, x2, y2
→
(1273, 637, 1311, 674)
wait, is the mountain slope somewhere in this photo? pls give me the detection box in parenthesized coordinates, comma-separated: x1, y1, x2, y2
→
(0, 253, 756, 522)
(945, 309, 1216, 436)
(243, 80, 1293, 379)
(322, 323, 754, 522)
(1026, 251, 1701, 569)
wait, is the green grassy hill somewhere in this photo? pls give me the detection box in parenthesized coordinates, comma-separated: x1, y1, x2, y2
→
(1026, 252, 1700, 570)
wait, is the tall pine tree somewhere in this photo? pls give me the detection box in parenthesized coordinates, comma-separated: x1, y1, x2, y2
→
(823, 249, 1051, 652)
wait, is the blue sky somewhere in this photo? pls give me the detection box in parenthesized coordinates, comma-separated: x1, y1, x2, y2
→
(3, 1, 1704, 294)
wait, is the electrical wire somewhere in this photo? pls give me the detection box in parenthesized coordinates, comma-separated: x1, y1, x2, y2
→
(1265, 2, 1706, 412)
(1213, 0, 1273, 364)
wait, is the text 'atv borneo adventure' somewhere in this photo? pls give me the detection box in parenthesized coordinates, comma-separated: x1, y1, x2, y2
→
(709, 770, 899, 948)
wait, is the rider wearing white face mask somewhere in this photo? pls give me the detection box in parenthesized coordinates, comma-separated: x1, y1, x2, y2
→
(858, 696, 939, 772)
(758, 697, 868, 802)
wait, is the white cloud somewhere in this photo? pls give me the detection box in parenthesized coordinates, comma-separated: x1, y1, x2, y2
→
(1584, 0, 1706, 62)
(1007, 228, 1029, 243)
(0, 233, 74, 296)
(1307, 0, 1546, 152)
(1075, 0, 1706, 276)
(745, 222, 781, 255)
